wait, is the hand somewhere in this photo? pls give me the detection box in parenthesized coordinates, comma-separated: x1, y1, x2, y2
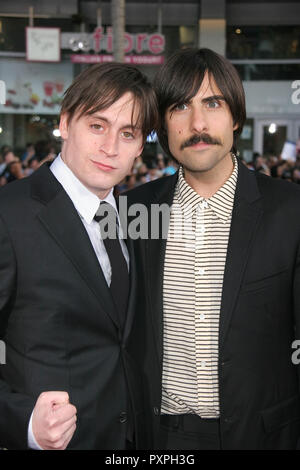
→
(32, 391, 77, 450)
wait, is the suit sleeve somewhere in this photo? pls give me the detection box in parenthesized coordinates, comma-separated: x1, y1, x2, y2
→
(294, 238, 300, 391)
(0, 214, 35, 449)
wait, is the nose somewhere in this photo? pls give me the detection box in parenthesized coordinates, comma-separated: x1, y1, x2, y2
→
(100, 130, 118, 157)
(189, 106, 208, 134)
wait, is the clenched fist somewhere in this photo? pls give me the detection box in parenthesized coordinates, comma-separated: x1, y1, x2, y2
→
(32, 391, 77, 450)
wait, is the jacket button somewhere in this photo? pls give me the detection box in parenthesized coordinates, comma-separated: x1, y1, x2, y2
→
(221, 360, 230, 366)
(224, 417, 234, 424)
(119, 411, 127, 423)
(153, 407, 159, 416)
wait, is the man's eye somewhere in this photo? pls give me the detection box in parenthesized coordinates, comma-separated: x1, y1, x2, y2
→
(174, 103, 188, 111)
(90, 124, 103, 130)
(122, 131, 134, 139)
(207, 100, 220, 109)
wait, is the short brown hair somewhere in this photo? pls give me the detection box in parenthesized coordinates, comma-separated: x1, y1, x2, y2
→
(154, 48, 246, 156)
(61, 62, 158, 142)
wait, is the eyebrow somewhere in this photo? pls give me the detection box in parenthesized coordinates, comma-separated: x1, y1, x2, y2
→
(202, 95, 226, 104)
(88, 115, 141, 130)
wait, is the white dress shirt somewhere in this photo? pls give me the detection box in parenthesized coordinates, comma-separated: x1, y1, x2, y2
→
(28, 154, 129, 449)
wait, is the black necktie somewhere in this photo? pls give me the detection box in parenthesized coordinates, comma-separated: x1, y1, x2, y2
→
(94, 201, 129, 329)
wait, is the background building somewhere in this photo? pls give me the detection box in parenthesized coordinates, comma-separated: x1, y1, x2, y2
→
(0, 0, 300, 161)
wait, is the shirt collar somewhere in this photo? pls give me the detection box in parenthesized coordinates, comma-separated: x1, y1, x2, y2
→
(176, 155, 238, 223)
(50, 154, 117, 224)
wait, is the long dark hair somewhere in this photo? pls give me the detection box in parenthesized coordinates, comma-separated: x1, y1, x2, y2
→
(154, 48, 246, 156)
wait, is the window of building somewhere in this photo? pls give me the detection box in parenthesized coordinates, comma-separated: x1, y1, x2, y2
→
(236, 118, 254, 162)
(234, 63, 300, 81)
(227, 25, 300, 60)
(0, 17, 74, 52)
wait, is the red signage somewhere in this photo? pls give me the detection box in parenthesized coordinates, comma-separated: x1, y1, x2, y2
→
(71, 54, 164, 65)
(92, 27, 165, 54)
(61, 27, 165, 59)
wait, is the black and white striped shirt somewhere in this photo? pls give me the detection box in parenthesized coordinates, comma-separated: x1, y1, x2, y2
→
(161, 156, 238, 417)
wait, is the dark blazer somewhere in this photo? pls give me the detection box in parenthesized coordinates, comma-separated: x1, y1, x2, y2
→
(126, 159, 300, 450)
(0, 163, 144, 450)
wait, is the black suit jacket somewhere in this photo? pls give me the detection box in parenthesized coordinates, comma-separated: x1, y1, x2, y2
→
(126, 159, 300, 449)
(0, 163, 144, 450)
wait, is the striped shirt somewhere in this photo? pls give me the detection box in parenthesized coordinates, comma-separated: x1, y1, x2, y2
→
(161, 156, 238, 417)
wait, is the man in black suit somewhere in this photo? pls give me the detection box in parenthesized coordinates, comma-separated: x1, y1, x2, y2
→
(0, 63, 157, 449)
(126, 48, 300, 449)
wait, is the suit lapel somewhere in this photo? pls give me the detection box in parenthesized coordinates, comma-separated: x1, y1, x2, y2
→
(117, 195, 137, 338)
(31, 164, 120, 329)
(123, 242, 137, 340)
(219, 161, 263, 352)
(145, 174, 178, 366)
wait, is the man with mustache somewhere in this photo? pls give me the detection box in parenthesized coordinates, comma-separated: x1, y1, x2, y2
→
(126, 48, 300, 449)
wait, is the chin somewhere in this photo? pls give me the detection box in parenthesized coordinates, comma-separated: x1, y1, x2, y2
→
(184, 163, 214, 173)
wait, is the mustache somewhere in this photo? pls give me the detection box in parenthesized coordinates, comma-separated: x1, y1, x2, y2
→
(180, 133, 222, 150)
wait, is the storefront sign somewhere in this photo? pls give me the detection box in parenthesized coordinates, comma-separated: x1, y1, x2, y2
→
(26, 27, 61, 62)
(61, 27, 165, 64)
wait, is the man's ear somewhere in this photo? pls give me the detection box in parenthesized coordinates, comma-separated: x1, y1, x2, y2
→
(138, 144, 145, 156)
(59, 113, 69, 140)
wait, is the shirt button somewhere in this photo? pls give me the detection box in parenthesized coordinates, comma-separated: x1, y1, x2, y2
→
(199, 225, 205, 233)
(198, 268, 205, 275)
(153, 407, 160, 416)
(200, 314, 205, 321)
(200, 360, 206, 368)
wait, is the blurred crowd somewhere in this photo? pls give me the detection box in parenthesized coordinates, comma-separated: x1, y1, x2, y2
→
(0, 141, 58, 186)
(115, 153, 178, 195)
(115, 150, 300, 194)
(1, 142, 300, 190)
(243, 151, 300, 184)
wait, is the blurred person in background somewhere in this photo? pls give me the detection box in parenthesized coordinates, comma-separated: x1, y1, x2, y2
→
(136, 161, 150, 182)
(276, 159, 295, 181)
(253, 153, 270, 176)
(5, 159, 25, 183)
(0, 149, 21, 186)
(135, 170, 149, 186)
(132, 155, 144, 174)
(157, 153, 166, 172)
(0, 146, 11, 175)
(162, 156, 178, 175)
(21, 143, 36, 165)
(125, 173, 138, 190)
(292, 167, 300, 184)
(24, 156, 40, 176)
(146, 160, 163, 181)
